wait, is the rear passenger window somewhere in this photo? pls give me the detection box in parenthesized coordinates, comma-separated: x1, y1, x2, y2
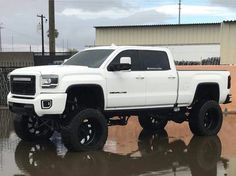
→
(140, 50, 170, 71)
(108, 50, 142, 71)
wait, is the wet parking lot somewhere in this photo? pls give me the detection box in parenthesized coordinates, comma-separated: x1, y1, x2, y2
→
(0, 109, 236, 176)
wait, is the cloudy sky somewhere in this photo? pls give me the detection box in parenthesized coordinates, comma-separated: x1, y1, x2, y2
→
(0, 0, 236, 52)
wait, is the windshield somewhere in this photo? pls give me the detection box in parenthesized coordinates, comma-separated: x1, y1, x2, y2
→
(63, 49, 114, 68)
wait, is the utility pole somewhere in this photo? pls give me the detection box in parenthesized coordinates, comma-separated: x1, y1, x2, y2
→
(37, 14, 46, 55)
(178, 0, 181, 24)
(49, 0, 56, 55)
(0, 23, 4, 52)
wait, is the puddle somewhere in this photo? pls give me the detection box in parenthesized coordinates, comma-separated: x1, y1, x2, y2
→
(0, 109, 235, 176)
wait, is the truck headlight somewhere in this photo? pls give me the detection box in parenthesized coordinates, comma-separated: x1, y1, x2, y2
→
(41, 75, 58, 88)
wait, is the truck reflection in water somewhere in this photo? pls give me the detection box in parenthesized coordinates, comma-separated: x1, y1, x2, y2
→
(14, 130, 227, 176)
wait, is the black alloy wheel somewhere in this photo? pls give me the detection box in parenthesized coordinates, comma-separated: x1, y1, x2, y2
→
(189, 100, 223, 136)
(14, 115, 54, 141)
(138, 114, 168, 131)
(61, 108, 108, 152)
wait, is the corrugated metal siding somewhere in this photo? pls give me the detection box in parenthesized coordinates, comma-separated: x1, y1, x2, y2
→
(96, 22, 236, 64)
(220, 22, 236, 64)
(96, 24, 221, 46)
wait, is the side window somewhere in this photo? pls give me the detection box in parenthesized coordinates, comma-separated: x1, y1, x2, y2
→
(140, 50, 170, 71)
(108, 50, 142, 71)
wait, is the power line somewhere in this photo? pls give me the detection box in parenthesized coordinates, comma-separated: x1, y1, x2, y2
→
(5, 27, 39, 41)
(37, 14, 47, 55)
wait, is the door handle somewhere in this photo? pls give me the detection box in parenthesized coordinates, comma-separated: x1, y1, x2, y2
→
(136, 76, 144, 80)
(168, 76, 176, 79)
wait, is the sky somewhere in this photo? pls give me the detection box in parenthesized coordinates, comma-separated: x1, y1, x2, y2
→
(0, 0, 236, 52)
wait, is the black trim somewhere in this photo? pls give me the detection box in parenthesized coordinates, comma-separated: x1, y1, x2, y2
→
(66, 84, 103, 94)
(191, 83, 220, 105)
(12, 96, 34, 100)
(66, 84, 105, 110)
(8, 102, 35, 115)
(228, 75, 231, 89)
(41, 100, 53, 109)
(10, 75, 36, 96)
(104, 107, 175, 117)
(224, 94, 232, 104)
(109, 92, 127, 94)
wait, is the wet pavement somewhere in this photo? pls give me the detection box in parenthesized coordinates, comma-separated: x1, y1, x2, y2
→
(0, 109, 236, 176)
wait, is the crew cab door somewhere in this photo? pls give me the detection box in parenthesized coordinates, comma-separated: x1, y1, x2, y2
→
(140, 50, 178, 106)
(105, 50, 145, 108)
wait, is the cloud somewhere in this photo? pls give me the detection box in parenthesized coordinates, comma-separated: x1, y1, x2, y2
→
(55, 0, 135, 12)
(1, 0, 235, 52)
(155, 4, 235, 17)
(60, 8, 135, 20)
(209, 0, 236, 9)
(55, 9, 171, 49)
(110, 10, 170, 25)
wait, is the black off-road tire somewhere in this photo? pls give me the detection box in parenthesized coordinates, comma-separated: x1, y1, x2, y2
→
(61, 108, 108, 152)
(138, 114, 168, 131)
(14, 115, 54, 141)
(15, 140, 57, 174)
(189, 100, 223, 136)
(188, 136, 222, 175)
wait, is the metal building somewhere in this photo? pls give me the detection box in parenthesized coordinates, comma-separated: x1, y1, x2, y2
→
(95, 20, 236, 64)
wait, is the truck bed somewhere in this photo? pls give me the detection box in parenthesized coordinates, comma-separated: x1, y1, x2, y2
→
(177, 70, 230, 106)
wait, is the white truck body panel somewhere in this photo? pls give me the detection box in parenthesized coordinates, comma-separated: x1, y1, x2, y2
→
(106, 70, 146, 108)
(7, 46, 231, 116)
(177, 71, 229, 105)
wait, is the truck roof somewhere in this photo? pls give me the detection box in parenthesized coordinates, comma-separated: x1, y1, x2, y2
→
(85, 45, 170, 52)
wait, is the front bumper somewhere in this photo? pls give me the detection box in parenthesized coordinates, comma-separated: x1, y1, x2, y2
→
(7, 93, 67, 117)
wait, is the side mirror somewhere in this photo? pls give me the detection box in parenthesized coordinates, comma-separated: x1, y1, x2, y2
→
(120, 57, 131, 65)
(63, 59, 68, 63)
(108, 57, 131, 71)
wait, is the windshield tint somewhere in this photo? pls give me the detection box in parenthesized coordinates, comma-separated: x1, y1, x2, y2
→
(63, 49, 114, 68)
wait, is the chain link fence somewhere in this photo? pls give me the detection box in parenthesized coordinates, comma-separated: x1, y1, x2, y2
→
(0, 67, 17, 106)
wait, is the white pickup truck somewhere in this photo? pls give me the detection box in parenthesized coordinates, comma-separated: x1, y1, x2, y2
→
(7, 46, 231, 151)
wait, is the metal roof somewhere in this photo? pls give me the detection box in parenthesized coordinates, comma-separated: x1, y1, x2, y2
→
(223, 20, 236, 23)
(95, 22, 222, 28)
(95, 20, 236, 28)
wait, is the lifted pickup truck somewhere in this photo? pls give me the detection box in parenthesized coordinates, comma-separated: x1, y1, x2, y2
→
(7, 46, 231, 151)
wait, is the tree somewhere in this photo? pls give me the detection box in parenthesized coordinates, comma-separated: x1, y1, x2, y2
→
(67, 48, 78, 54)
(47, 29, 59, 38)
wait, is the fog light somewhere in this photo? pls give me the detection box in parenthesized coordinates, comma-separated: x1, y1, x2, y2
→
(41, 100, 52, 109)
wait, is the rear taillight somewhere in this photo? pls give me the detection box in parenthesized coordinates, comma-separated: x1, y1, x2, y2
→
(228, 75, 231, 89)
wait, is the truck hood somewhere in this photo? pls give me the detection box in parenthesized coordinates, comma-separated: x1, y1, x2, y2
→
(11, 65, 102, 76)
